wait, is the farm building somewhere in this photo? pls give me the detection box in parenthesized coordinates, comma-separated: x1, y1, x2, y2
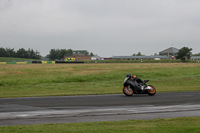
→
(63, 48, 199, 61)
(191, 56, 200, 60)
(72, 50, 89, 55)
(111, 56, 170, 60)
(91, 56, 104, 60)
(111, 47, 179, 60)
(159, 47, 179, 56)
(64, 50, 91, 61)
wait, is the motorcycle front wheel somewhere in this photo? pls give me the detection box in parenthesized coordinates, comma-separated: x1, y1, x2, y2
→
(123, 85, 133, 96)
(147, 85, 156, 96)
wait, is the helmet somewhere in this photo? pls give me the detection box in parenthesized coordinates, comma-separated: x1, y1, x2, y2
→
(132, 75, 137, 79)
(126, 73, 132, 78)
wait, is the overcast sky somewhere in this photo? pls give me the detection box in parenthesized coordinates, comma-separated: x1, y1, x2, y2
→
(0, 0, 200, 57)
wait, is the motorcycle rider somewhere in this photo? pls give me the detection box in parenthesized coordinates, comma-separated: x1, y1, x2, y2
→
(131, 74, 145, 90)
(123, 74, 156, 96)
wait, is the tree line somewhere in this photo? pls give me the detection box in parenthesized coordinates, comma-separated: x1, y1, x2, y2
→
(46, 49, 73, 60)
(0, 47, 199, 62)
(45, 49, 95, 60)
(0, 47, 94, 61)
(0, 47, 41, 59)
(0, 47, 74, 60)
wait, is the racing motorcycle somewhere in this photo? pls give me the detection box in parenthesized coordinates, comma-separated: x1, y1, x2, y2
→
(123, 74, 156, 96)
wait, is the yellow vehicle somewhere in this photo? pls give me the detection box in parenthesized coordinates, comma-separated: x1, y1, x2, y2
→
(65, 58, 75, 62)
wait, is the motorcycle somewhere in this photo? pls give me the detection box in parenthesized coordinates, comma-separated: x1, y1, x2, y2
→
(123, 74, 156, 96)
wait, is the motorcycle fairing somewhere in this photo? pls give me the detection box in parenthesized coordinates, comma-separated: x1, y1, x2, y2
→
(124, 80, 141, 91)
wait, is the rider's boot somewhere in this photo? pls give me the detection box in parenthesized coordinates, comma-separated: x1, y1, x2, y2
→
(141, 85, 144, 90)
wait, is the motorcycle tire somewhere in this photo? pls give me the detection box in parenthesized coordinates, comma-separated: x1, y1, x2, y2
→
(147, 85, 156, 96)
(123, 85, 134, 96)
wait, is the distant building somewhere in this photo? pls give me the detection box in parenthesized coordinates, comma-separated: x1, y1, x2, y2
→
(191, 56, 200, 60)
(72, 50, 89, 56)
(64, 50, 91, 61)
(159, 46, 179, 58)
(111, 56, 169, 60)
(91, 56, 104, 60)
(159, 46, 179, 59)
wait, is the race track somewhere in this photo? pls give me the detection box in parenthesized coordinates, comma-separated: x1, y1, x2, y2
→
(0, 91, 200, 126)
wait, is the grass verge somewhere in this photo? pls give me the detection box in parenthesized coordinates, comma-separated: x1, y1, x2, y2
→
(0, 63, 200, 98)
(0, 117, 200, 133)
(0, 57, 38, 62)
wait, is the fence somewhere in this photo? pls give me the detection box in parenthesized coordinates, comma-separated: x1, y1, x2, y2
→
(0, 61, 55, 64)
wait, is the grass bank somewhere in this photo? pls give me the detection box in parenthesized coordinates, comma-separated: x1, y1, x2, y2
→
(84, 59, 200, 63)
(0, 63, 200, 98)
(0, 117, 200, 133)
(0, 57, 39, 62)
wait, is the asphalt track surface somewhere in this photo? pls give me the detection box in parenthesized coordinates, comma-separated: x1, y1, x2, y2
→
(0, 91, 200, 126)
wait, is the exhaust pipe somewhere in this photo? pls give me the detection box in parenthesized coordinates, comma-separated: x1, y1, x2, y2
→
(145, 86, 153, 91)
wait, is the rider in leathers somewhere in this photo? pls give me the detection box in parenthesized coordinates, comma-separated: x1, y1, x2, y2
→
(131, 75, 145, 90)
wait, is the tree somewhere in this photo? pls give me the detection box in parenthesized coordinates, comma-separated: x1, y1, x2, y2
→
(90, 52, 94, 56)
(46, 49, 73, 60)
(59, 49, 72, 59)
(47, 49, 59, 60)
(6, 48, 16, 57)
(36, 50, 41, 59)
(193, 52, 200, 56)
(132, 52, 144, 56)
(0, 47, 7, 57)
(176, 47, 192, 62)
(0, 47, 41, 59)
(136, 52, 142, 56)
(16, 48, 28, 58)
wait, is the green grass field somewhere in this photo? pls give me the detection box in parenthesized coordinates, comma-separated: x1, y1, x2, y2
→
(0, 117, 200, 133)
(0, 57, 39, 62)
(1, 63, 200, 132)
(0, 63, 200, 98)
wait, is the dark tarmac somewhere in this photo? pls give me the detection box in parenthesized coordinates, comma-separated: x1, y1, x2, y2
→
(0, 91, 200, 126)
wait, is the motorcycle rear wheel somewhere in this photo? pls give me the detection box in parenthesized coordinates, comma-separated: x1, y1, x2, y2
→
(147, 85, 156, 96)
(123, 85, 134, 96)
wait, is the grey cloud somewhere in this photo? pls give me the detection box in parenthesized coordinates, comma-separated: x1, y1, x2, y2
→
(0, 0, 200, 56)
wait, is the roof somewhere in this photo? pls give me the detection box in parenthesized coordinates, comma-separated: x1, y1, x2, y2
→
(111, 56, 200, 60)
(111, 56, 170, 59)
(191, 56, 200, 59)
(159, 47, 179, 54)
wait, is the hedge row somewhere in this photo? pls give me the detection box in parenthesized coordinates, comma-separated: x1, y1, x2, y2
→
(0, 61, 55, 64)
(0, 61, 84, 64)
(84, 59, 200, 63)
